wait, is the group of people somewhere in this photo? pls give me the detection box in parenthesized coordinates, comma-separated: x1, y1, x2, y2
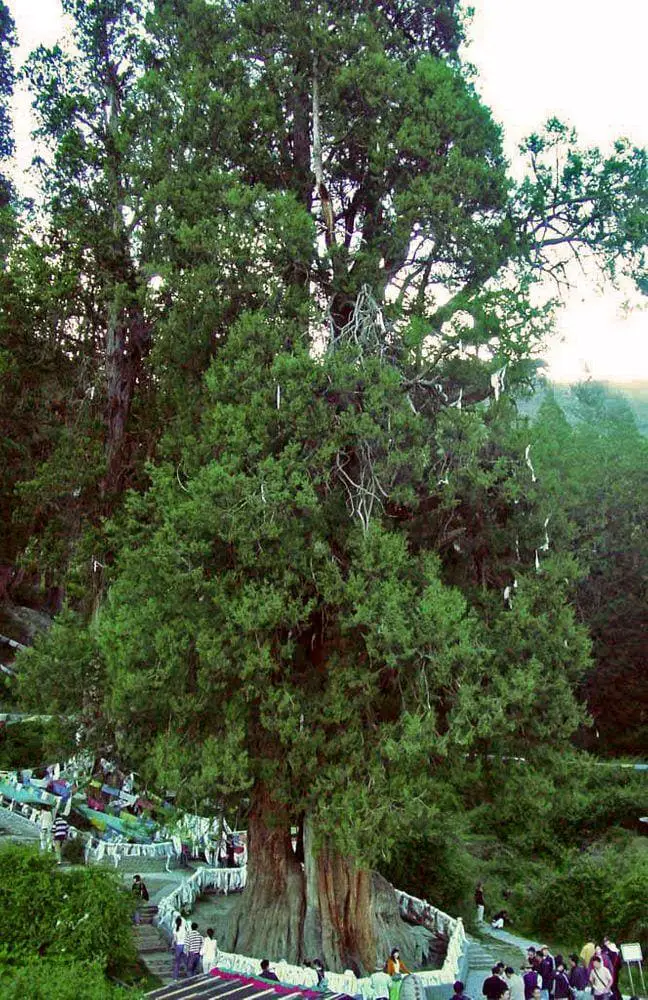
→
(474, 883, 510, 931)
(472, 941, 623, 1000)
(368, 948, 411, 1000)
(171, 915, 219, 979)
(169, 920, 321, 987)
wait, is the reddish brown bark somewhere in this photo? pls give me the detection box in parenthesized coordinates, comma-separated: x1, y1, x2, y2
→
(226, 791, 422, 975)
(227, 782, 305, 961)
(310, 839, 378, 974)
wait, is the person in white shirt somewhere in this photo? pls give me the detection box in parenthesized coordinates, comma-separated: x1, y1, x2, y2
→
(589, 957, 613, 998)
(506, 966, 525, 1000)
(39, 809, 53, 852)
(201, 928, 218, 974)
(371, 965, 392, 1000)
(172, 915, 188, 979)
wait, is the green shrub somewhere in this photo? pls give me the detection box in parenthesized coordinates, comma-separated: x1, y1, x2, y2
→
(0, 958, 142, 999)
(525, 838, 648, 947)
(0, 844, 137, 977)
(62, 835, 87, 865)
(382, 820, 476, 918)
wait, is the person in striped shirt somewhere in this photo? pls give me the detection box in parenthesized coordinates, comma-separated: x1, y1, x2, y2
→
(52, 815, 69, 863)
(185, 922, 203, 976)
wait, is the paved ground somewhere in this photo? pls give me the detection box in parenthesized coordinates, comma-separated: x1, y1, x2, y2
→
(465, 927, 531, 999)
(121, 868, 193, 905)
(486, 927, 539, 952)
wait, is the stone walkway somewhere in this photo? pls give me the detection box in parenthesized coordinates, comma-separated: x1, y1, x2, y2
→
(132, 904, 175, 986)
(486, 927, 539, 952)
(465, 926, 533, 999)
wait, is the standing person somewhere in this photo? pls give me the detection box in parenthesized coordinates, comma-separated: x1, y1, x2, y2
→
(52, 814, 69, 863)
(372, 964, 392, 1000)
(172, 915, 187, 980)
(539, 946, 555, 1000)
(475, 882, 486, 923)
(312, 959, 326, 986)
(185, 922, 203, 977)
(590, 946, 614, 976)
(523, 965, 542, 1000)
(589, 957, 613, 1000)
(553, 960, 573, 1000)
(39, 808, 53, 852)
(505, 967, 524, 1000)
(386, 949, 410, 976)
(581, 944, 595, 969)
(601, 938, 621, 1000)
(131, 874, 149, 925)
(483, 966, 508, 1000)
(568, 956, 589, 1000)
(201, 928, 218, 974)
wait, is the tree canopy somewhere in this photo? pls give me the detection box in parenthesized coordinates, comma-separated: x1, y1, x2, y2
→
(4, 0, 648, 973)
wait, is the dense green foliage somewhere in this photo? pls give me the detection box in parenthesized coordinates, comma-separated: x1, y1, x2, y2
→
(1, 0, 647, 962)
(0, 717, 77, 770)
(0, 844, 142, 995)
(525, 835, 648, 946)
(383, 751, 648, 949)
(0, 844, 136, 969)
(530, 383, 648, 754)
(0, 959, 140, 1000)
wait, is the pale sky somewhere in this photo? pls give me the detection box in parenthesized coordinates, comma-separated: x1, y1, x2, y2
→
(7, 0, 648, 384)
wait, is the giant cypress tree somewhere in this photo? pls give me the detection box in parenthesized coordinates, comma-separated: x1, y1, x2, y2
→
(15, 0, 648, 973)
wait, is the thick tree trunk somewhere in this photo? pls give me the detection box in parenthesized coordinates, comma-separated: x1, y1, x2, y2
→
(226, 795, 432, 976)
(227, 782, 305, 962)
(309, 837, 378, 974)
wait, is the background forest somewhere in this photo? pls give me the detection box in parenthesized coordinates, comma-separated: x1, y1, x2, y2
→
(0, 0, 647, 989)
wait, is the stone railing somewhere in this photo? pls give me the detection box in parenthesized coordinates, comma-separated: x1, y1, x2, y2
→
(84, 837, 176, 867)
(396, 888, 467, 989)
(155, 869, 466, 999)
(156, 865, 248, 935)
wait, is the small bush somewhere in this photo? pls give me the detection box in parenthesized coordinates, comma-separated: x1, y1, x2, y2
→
(0, 958, 142, 999)
(0, 843, 137, 976)
(62, 835, 87, 865)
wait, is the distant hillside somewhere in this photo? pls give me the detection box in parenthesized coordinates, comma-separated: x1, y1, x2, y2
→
(521, 380, 648, 435)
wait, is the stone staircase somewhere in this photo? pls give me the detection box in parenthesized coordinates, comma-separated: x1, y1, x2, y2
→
(133, 905, 174, 986)
(467, 937, 497, 972)
(465, 930, 530, 999)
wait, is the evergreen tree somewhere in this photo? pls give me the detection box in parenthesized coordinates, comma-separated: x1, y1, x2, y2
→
(531, 384, 648, 756)
(10, 0, 648, 972)
(21, 0, 154, 507)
